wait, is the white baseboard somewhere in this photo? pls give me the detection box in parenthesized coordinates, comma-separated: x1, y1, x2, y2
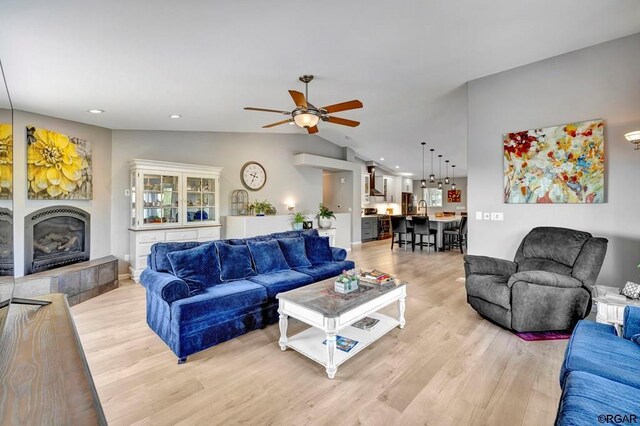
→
(351, 240, 362, 245)
(118, 273, 131, 281)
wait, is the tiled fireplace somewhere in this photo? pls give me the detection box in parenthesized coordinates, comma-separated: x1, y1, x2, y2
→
(24, 206, 90, 275)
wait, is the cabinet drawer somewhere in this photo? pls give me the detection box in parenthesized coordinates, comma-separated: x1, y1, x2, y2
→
(166, 230, 198, 241)
(198, 227, 220, 239)
(138, 232, 166, 243)
(362, 229, 375, 239)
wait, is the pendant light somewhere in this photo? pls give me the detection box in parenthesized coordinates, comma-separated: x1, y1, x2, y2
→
(437, 155, 443, 189)
(420, 142, 427, 188)
(429, 149, 435, 182)
(451, 165, 456, 190)
(445, 160, 450, 184)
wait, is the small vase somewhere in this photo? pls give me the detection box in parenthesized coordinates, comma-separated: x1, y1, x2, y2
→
(293, 222, 303, 230)
(318, 218, 332, 229)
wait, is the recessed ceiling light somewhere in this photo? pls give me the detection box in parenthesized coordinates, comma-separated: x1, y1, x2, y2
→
(169, 114, 182, 119)
(380, 157, 385, 161)
(395, 165, 400, 169)
(87, 109, 104, 114)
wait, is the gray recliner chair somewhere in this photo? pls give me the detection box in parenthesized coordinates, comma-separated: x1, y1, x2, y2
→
(463, 227, 608, 332)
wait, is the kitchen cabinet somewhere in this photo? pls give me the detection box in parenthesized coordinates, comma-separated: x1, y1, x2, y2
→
(361, 217, 378, 242)
(362, 173, 370, 205)
(403, 178, 413, 193)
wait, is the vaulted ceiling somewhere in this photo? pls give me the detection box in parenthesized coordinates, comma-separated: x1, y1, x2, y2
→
(2, 0, 640, 176)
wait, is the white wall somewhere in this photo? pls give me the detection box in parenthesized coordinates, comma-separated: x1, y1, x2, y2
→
(467, 33, 640, 286)
(322, 171, 353, 214)
(13, 110, 112, 277)
(111, 130, 344, 274)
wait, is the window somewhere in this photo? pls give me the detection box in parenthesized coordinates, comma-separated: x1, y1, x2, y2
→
(424, 188, 443, 207)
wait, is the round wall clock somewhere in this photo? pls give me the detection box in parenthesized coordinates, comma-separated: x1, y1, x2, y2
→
(241, 161, 267, 191)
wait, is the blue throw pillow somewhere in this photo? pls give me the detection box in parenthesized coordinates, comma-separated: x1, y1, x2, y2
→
(166, 242, 221, 294)
(632, 334, 640, 345)
(150, 241, 201, 273)
(215, 242, 257, 281)
(277, 237, 312, 268)
(303, 235, 333, 265)
(247, 239, 290, 274)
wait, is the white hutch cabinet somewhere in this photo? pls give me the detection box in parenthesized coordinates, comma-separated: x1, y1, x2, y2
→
(128, 159, 222, 282)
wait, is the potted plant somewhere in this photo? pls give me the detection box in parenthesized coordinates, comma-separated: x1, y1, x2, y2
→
(250, 200, 277, 216)
(316, 203, 336, 229)
(289, 211, 307, 230)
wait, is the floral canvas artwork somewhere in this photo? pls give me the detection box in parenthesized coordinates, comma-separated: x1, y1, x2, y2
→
(0, 124, 12, 199)
(447, 189, 461, 203)
(503, 119, 604, 204)
(26, 126, 92, 200)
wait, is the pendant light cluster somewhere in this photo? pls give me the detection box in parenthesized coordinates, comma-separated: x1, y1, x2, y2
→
(419, 143, 457, 190)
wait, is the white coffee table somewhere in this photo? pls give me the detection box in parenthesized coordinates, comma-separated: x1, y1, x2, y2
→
(276, 278, 407, 379)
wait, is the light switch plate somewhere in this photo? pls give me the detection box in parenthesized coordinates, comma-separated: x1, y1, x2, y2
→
(475, 211, 483, 220)
(495, 212, 504, 221)
(490, 212, 499, 221)
(483, 212, 491, 220)
(124, 189, 130, 197)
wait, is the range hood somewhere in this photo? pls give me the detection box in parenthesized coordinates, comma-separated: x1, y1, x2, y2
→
(367, 166, 385, 197)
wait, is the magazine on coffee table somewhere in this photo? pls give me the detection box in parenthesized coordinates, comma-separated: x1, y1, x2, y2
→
(360, 269, 394, 285)
(351, 316, 380, 331)
(322, 335, 358, 353)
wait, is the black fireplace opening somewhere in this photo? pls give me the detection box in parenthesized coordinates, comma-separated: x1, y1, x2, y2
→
(25, 206, 90, 275)
(0, 208, 13, 276)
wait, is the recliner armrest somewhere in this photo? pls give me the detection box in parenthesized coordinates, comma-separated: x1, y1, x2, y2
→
(623, 306, 640, 340)
(331, 247, 347, 262)
(140, 268, 190, 304)
(464, 255, 517, 277)
(507, 270, 583, 289)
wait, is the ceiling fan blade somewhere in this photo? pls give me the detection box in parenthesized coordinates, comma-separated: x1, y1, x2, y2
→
(321, 100, 363, 114)
(262, 118, 293, 128)
(307, 126, 319, 134)
(244, 107, 290, 115)
(325, 116, 360, 127)
(288, 90, 307, 108)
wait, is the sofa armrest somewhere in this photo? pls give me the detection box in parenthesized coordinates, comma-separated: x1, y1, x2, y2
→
(140, 268, 190, 304)
(464, 255, 517, 277)
(623, 306, 640, 340)
(331, 247, 347, 262)
(507, 271, 583, 289)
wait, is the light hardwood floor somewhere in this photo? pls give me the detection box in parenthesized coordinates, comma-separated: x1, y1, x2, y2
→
(71, 240, 566, 426)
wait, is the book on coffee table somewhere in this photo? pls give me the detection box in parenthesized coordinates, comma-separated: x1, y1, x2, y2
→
(351, 316, 380, 331)
(322, 336, 358, 353)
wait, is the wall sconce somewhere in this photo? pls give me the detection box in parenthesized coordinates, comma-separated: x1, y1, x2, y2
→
(285, 198, 295, 211)
(625, 131, 640, 150)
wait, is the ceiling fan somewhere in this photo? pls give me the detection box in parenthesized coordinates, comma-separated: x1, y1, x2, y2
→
(244, 75, 363, 134)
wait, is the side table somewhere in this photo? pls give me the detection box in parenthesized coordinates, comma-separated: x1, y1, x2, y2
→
(592, 285, 640, 336)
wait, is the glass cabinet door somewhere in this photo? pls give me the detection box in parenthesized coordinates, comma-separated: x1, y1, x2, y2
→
(185, 176, 216, 224)
(142, 173, 180, 225)
(130, 170, 136, 228)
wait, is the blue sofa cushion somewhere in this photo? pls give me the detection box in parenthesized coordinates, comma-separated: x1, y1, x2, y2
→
(303, 235, 333, 265)
(295, 260, 355, 281)
(170, 280, 268, 326)
(215, 242, 257, 281)
(247, 239, 290, 275)
(249, 270, 314, 298)
(277, 237, 312, 268)
(623, 306, 640, 340)
(150, 241, 201, 273)
(560, 320, 640, 390)
(556, 371, 640, 426)
(167, 242, 221, 292)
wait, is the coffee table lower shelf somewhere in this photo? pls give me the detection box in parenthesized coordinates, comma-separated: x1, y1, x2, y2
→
(285, 312, 399, 369)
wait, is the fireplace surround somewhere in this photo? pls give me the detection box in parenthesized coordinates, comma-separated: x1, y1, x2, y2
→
(24, 206, 90, 275)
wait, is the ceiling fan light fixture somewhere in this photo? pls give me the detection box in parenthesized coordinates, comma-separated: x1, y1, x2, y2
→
(292, 110, 320, 128)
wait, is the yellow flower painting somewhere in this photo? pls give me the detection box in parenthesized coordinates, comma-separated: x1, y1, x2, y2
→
(26, 126, 92, 200)
(0, 124, 12, 199)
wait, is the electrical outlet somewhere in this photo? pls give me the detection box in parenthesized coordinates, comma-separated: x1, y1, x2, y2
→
(124, 189, 130, 197)
(475, 211, 483, 220)
(490, 212, 499, 221)
(495, 212, 504, 221)
(124, 254, 130, 262)
(483, 212, 491, 220)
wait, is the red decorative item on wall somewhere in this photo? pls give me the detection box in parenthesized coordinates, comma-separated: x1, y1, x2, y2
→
(447, 190, 461, 203)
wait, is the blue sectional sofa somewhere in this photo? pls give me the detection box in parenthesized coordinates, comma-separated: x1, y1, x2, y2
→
(140, 229, 354, 363)
(555, 306, 640, 425)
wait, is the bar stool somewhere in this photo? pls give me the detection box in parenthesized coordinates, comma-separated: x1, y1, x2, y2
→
(444, 216, 468, 253)
(390, 216, 412, 251)
(411, 216, 437, 253)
